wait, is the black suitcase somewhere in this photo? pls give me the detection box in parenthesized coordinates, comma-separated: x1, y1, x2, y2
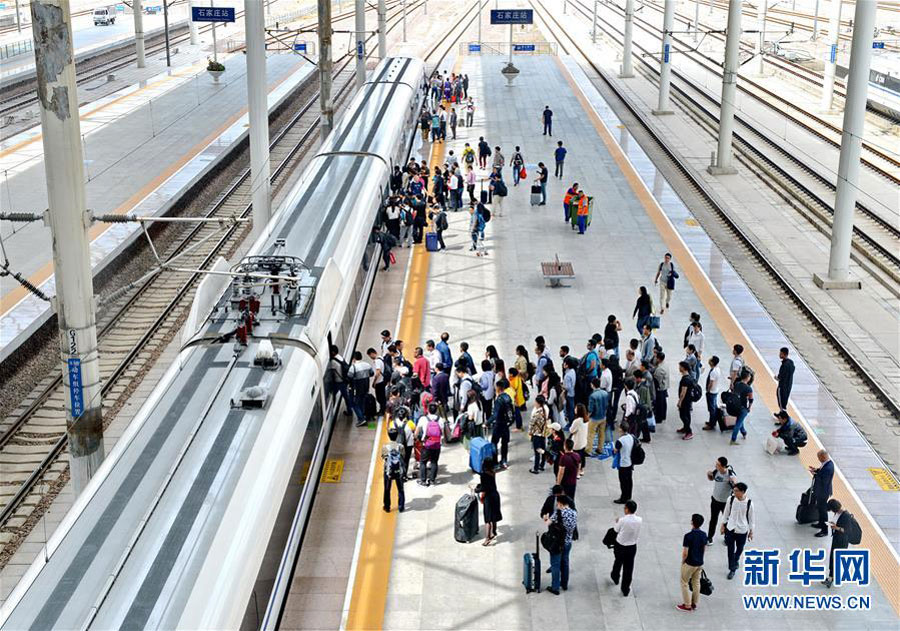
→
(364, 393, 377, 420)
(454, 492, 480, 543)
(523, 532, 541, 593)
(479, 180, 488, 204)
(796, 484, 818, 524)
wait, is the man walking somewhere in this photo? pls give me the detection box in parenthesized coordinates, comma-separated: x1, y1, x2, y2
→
(730, 368, 753, 444)
(611, 500, 641, 597)
(721, 482, 754, 580)
(678, 514, 707, 612)
(706, 456, 736, 545)
(653, 252, 677, 314)
(542, 105, 553, 135)
(554, 141, 567, 178)
(511, 146, 525, 186)
(776, 347, 795, 411)
(491, 146, 505, 180)
(810, 449, 835, 537)
(613, 430, 636, 504)
(676, 361, 695, 440)
(381, 427, 406, 512)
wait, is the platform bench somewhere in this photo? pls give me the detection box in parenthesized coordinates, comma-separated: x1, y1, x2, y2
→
(541, 261, 575, 287)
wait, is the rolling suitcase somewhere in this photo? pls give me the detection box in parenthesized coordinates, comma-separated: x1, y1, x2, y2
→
(425, 231, 440, 252)
(523, 532, 541, 593)
(530, 183, 542, 206)
(468, 437, 496, 473)
(480, 180, 489, 204)
(796, 484, 819, 524)
(364, 393, 377, 421)
(454, 492, 480, 543)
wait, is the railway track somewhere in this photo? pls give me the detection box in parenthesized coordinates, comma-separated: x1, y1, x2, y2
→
(573, 0, 900, 294)
(0, 0, 429, 569)
(528, 0, 899, 467)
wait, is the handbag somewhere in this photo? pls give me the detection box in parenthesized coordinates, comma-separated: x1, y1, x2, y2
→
(389, 251, 396, 264)
(602, 527, 617, 549)
(699, 570, 714, 596)
(520, 166, 527, 179)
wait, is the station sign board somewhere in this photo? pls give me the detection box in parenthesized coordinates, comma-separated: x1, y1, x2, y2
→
(191, 6, 236, 22)
(490, 9, 533, 25)
(468, 43, 482, 52)
(513, 44, 535, 52)
(67, 358, 84, 418)
(293, 42, 307, 52)
(872, 41, 885, 49)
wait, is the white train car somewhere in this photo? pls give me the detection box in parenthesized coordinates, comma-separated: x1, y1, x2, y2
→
(0, 56, 426, 631)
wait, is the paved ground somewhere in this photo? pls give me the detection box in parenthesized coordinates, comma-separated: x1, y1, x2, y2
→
(374, 55, 895, 630)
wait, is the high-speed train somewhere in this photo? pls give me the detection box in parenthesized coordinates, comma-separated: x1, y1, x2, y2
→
(1, 56, 426, 631)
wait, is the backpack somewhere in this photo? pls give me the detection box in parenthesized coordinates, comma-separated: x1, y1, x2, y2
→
(630, 441, 646, 466)
(541, 513, 566, 554)
(424, 420, 442, 449)
(721, 390, 742, 417)
(391, 419, 409, 446)
(845, 513, 862, 545)
(690, 381, 703, 403)
(478, 204, 491, 222)
(498, 396, 516, 429)
(431, 114, 440, 127)
(464, 149, 475, 164)
(493, 180, 508, 197)
(437, 212, 448, 231)
(381, 355, 393, 382)
(465, 377, 484, 400)
(384, 448, 404, 479)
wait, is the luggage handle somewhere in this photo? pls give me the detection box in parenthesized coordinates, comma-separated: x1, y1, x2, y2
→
(535, 530, 541, 556)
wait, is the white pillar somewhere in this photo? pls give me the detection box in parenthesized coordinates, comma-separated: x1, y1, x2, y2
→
(15, 0, 22, 31)
(653, 0, 674, 114)
(244, 0, 271, 240)
(477, 0, 481, 45)
(819, 0, 843, 111)
(592, 0, 598, 43)
(403, 0, 407, 42)
(694, 0, 700, 41)
(814, 0, 875, 289)
(708, 0, 741, 174)
(31, 0, 104, 495)
(210, 0, 218, 63)
(508, 23, 513, 65)
(188, 0, 199, 44)
(377, 0, 386, 58)
(755, 0, 767, 75)
(134, 0, 145, 68)
(620, 0, 634, 77)
(355, 0, 365, 88)
(318, 0, 334, 136)
(812, 0, 820, 39)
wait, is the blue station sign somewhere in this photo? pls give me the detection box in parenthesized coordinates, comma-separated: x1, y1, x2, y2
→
(513, 44, 535, 52)
(468, 43, 482, 52)
(67, 358, 84, 418)
(191, 6, 236, 22)
(490, 9, 534, 25)
(293, 42, 307, 52)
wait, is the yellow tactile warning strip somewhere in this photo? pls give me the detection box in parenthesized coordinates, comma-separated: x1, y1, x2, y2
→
(320, 459, 345, 483)
(552, 54, 900, 617)
(869, 468, 900, 493)
(0, 67, 298, 314)
(345, 76, 454, 631)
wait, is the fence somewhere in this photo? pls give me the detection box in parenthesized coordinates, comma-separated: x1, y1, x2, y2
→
(461, 41, 558, 56)
(0, 38, 32, 61)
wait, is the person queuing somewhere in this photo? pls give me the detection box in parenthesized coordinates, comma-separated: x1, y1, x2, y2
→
(810, 449, 835, 538)
(546, 495, 576, 595)
(610, 500, 641, 597)
(479, 458, 502, 546)
(776, 346, 795, 411)
(382, 427, 406, 513)
(706, 456, 736, 545)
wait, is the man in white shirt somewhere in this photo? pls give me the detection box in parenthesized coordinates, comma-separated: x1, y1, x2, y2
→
(611, 500, 642, 597)
(367, 347, 387, 417)
(425, 340, 442, 375)
(599, 358, 613, 394)
(729, 344, 745, 390)
(347, 351, 373, 427)
(703, 355, 723, 430)
(721, 482, 755, 580)
(477, 360, 495, 419)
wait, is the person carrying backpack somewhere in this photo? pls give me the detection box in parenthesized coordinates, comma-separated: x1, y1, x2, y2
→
(430, 207, 448, 250)
(489, 379, 515, 469)
(416, 403, 443, 486)
(822, 498, 862, 588)
(730, 368, 753, 445)
(382, 427, 406, 512)
(676, 361, 701, 440)
(477, 136, 491, 169)
(511, 146, 525, 186)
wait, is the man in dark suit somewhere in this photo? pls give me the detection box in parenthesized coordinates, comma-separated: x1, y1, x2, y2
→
(822, 498, 853, 588)
(776, 347, 795, 411)
(809, 449, 834, 537)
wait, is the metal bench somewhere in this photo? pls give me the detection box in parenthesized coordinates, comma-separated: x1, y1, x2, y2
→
(541, 257, 575, 287)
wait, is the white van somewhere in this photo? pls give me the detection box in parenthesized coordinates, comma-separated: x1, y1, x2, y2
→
(93, 8, 116, 26)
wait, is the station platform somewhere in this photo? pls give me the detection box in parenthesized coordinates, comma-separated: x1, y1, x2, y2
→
(0, 52, 313, 362)
(287, 54, 899, 630)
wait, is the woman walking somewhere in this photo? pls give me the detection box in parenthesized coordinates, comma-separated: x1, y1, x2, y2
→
(632, 286, 653, 334)
(479, 459, 502, 545)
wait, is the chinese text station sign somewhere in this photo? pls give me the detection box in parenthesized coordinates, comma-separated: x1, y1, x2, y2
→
(490, 9, 533, 25)
(191, 6, 236, 22)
